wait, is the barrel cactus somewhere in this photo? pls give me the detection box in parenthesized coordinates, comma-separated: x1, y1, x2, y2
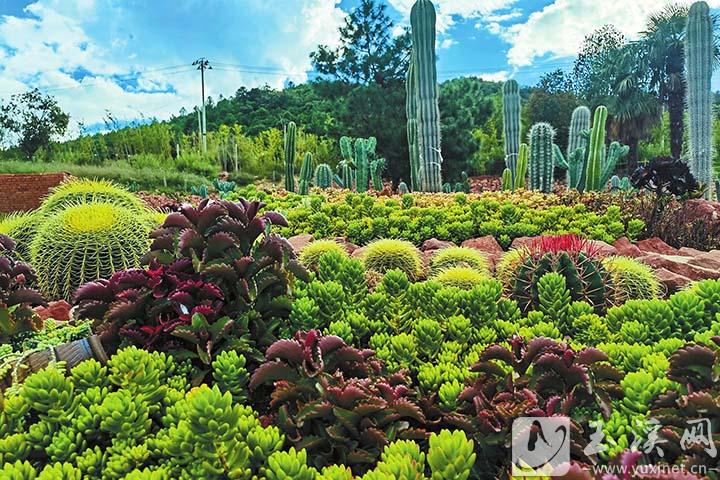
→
(362, 239, 423, 280)
(314, 164, 333, 189)
(299, 240, 348, 271)
(40, 179, 146, 215)
(603, 256, 662, 305)
(498, 234, 609, 313)
(434, 267, 488, 290)
(31, 201, 151, 301)
(429, 247, 490, 277)
(0, 211, 40, 262)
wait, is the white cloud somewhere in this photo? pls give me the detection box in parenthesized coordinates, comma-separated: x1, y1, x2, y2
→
(478, 70, 510, 82)
(439, 38, 456, 49)
(500, 0, 720, 67)
(0, 0, 346, 131)
(387, 0, 518, 32)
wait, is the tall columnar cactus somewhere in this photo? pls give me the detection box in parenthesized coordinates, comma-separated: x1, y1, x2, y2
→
(529, 123, 555, 193)
(501, 143, 528, 191)
(314, 163, 332, 189)
(336, 160, 353, 190)
(686, 1, 714, 198)
(502, 79, 521, 184)
(284, 122, 296, 192)
(585, 106, 608, 191)
(410, 0, 442, 192)
(355, 138, 369, 193)
(298, 152, 313, 195)
(371, 158, 386, 190)
(567, 106, 591, 160)
(406, 51, 420, 192)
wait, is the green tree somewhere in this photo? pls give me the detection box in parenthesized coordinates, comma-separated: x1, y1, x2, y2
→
(310, 0, 411, 86)
(525, 89, 580, 152)
(0, 89, 70, 160)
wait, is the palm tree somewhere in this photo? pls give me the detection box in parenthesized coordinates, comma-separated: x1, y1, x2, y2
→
(640, 4, 688, 160)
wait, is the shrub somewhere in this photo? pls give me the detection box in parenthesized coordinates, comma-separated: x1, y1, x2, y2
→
(602, 256, 661, 305)
(298, 240, 348, 271)
(362, 238, 423, 279)
(40, 178, 146, 215)
(31, 201, 151, 301)
(429, 247, 490, 276)
(434, 267, 488, 290)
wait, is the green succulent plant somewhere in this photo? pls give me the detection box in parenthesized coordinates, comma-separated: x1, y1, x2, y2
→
(211, 350, 249, 403)
(669, 289, 708, 338)
(31, 201, 151, 300)
(362, 238, 423, 280)
(426, 430, 476, 480)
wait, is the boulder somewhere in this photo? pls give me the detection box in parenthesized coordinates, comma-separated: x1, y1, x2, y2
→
(636, 237, 678, 256)
(34, 300, 72, 322)
(421, 238, 455, 251)
(461, 235, 504, 267)
(509, 236, 536, 251)
(655, 267, 692, 293)
(287, 234, 314, 253)
(613, 237, 642, 258)
(587, 240, 617, 257)
(638, 254, 720, 281)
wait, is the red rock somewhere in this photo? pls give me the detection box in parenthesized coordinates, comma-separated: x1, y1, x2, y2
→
(509, 236, 535, 250)
(637, 237, 679, 256)
(333, 237, 358, 255)
(638, 254, 720, 281)
(678, 246, 707, 257)
(287, 234, 314, 253)
(684, 199, 720, 223)
(351, 247, 366, 259)
(34, 300, 72, 322)
(587, 240, 617, 257)
(655, 267, 692, 293)
(462, 236, 504, 267)
(613, 237, 642, 258)
(421, 238, 455, 251)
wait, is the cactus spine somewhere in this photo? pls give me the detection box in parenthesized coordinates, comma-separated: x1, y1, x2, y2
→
(298, 152, 313, 195)
(502, 79, 521, 185)
(406, 51, 420, 192)
(529, 123, 555, 192)
(315, 163, 332, 189)
(585, 106, 609, 191)
(686, 1, 714, 198)
(410, 0, 442, 192)
(284, 122, 297, 192)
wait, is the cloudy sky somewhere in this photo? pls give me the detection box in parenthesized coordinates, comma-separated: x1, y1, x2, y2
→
(1, 0, 719, 135)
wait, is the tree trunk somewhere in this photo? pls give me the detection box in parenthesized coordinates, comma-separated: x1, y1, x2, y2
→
(668, 89, 685, 159)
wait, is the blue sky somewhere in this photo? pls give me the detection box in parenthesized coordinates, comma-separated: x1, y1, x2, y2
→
(1, 0, 719, 135)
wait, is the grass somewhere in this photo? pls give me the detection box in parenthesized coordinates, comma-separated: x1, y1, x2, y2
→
(0, 160, 214, 193)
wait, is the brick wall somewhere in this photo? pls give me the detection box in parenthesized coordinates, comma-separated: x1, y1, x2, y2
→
(0, 173, 71, 213)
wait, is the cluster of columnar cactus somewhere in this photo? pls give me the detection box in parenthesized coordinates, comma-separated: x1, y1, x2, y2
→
(408, 0, 443, 192)
(686, 1, 714, 198)
(502, 143, 528, 191)
(336, 136, 385, 191)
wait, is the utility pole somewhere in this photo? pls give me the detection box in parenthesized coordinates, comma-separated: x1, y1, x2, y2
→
(193, 57, 211, 154)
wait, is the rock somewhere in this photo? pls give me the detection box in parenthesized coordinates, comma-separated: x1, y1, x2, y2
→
(509, 236, 536, 250)
(333, 237, 358, 255)
(637, 237, 678, 256)
(421, 250, 435, 270)
(587, 240, 617, 257)
(421, 238, 455, 251)
(638, 254, 720, 281)
(655, 267, 692, 293)
(678, 246, 707, 257)
(351, 247, 366, 259)
(287, 234, 314, 253)
(462, 236, 504, 267)
(613, 237, 642, 258)
(684, 198, 720, 223)
(34, 300, 72, 322)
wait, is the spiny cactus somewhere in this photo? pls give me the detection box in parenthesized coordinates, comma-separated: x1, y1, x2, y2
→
(567, 105, 591, 185)
(502, 79, 521, 185)
(31, 201, 151, 301)
(298, 240, 348, 271)
(354, 138, 369, 193)
(314, 164, 333, 189)
(442, 182, 452, 193)
(298, 152, 313, 195)
(686, 1, 714, 198)
(529, 123, 555, 192)
(410, 0, 442, 192)
(362, 238, 423, 280)
(501, 168, 512, 191)
(40, 179, 146, 215)
(284, 122, 297, 193)
(406, 51, 420, 192)
(585, 106, 628, 191)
